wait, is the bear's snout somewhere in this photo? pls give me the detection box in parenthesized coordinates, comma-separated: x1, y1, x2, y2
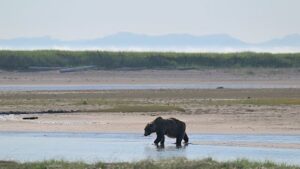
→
(144, 132, 150, 136)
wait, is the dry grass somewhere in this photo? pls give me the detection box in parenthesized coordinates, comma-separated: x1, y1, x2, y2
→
(0, 158, 299, 169)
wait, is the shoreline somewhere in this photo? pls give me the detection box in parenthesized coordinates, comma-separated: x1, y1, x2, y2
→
(0, 129, 299, 136)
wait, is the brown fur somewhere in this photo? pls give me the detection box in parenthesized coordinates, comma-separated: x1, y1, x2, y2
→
(144, 117, 189, 146)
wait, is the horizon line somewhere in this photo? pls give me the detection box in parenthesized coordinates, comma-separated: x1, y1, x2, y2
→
(0, 32, 300, 44)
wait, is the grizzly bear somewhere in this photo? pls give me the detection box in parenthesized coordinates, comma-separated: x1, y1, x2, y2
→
(144, 117, 189, 146)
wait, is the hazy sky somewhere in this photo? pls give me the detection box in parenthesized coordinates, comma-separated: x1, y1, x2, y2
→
(1, 0, 300, 43)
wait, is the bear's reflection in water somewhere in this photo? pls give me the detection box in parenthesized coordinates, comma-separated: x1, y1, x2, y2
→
(144, 144, 188, 160)
(155, 143, 189, 150)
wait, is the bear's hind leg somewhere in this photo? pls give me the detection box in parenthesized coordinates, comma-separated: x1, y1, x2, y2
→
(176, 135, 184, 146)
(184, 133, 189, 143)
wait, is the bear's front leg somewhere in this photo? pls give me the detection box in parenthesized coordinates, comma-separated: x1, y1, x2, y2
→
(154, 132, 164, 145)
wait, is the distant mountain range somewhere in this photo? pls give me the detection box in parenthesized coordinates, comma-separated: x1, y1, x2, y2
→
(1, 32, 300, 52)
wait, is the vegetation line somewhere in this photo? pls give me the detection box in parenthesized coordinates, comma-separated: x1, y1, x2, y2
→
(0, 50, 300, 70)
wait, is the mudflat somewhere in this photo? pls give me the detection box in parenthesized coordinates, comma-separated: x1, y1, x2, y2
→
(0, 89, 299, 135)
(0, 68, 299, 150)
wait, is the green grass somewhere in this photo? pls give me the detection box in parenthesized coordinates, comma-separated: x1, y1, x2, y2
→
(0, 50, 300, 70)
(0, 158, 299, 169)
(237, 98, 300, 105)
(208, 98, 300, 106)
(1, 97, 299, 115)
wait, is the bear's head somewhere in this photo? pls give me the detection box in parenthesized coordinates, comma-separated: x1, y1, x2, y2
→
(144, 123, 156, 136)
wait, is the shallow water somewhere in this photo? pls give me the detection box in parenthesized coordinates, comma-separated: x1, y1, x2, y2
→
(0, 82, 299, 91)
(0, 132, 299, 165)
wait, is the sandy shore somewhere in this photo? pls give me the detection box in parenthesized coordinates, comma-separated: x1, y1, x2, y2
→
(0, 111, 299, 135)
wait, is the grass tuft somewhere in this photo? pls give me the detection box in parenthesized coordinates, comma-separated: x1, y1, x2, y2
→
(0, 158, 298, 169)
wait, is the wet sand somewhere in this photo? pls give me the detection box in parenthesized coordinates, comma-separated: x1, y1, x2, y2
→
(0, 68, 299, 86)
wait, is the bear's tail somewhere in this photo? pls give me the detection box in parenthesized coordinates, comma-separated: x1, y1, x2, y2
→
(184, 133, 189, 143)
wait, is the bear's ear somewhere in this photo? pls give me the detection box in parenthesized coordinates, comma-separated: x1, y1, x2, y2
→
(156, 116, 163, 120)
